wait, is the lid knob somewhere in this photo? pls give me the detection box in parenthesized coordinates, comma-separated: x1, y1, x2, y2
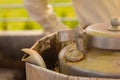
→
(108, 17, 120, 31)
(111, 17, 120, 26)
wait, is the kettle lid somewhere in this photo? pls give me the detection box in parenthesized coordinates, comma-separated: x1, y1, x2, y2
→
(85, 18, 120, 50)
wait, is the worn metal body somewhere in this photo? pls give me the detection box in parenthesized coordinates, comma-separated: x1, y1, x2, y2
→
(59, 43, 120, 78)
(23, 33, 120, 80)
(26, 63, 120, 80)
(23, 18, 120, 80)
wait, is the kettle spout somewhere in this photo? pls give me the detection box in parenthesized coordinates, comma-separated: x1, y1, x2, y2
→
(21, 48, 46, 68)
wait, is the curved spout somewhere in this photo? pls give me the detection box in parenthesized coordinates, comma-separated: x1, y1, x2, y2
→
(21, 48, 46, 68)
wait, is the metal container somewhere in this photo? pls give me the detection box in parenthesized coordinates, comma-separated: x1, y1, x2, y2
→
(59, 18, 120, 79)
(21, 18, 120, 80)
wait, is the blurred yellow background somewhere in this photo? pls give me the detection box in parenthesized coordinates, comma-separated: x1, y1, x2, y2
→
(0, 0, 78, 30)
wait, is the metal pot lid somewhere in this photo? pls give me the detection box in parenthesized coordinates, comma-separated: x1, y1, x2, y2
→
(85, 18, 120, 50)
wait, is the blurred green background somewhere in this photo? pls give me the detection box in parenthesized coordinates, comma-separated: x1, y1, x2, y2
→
(0, 0, 78, 30)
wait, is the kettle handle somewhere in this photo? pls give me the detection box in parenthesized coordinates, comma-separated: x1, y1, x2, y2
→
(58, 25, 86, 62)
